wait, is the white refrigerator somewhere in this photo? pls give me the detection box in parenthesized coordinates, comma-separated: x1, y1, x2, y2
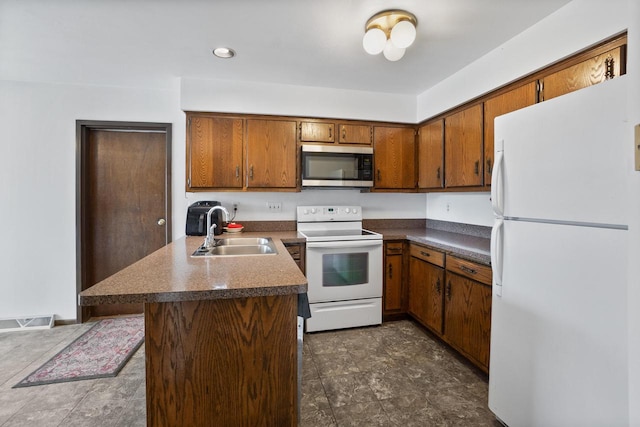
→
(489, 76, 630, 426)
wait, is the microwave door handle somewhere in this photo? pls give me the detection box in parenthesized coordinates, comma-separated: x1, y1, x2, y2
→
(306, 240, 382, 249)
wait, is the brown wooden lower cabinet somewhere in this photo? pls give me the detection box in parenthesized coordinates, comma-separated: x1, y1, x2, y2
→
(408, 245, 445, 334)
(383, 241, 405, 316)
(145, 295, 297, 426)
(407, 244, 492, 373)
(284, 242, 306, 274)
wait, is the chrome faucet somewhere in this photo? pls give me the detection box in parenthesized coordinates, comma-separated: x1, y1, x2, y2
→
(204, 205, 230, 248)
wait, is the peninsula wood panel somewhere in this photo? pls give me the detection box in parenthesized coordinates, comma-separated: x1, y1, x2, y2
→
(145, 296, 297, 427)
(246, 119, 297, 188)
(418, 120, 444, 189)
(540, 47, 623, 101)
(373, 126, 416, 189)
(483, 82, 537, 186)
(444, 104, 484, 188)
(188, 116, 243, 189)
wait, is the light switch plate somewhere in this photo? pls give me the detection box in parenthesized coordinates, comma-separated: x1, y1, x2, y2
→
(636, 124, 640, 171)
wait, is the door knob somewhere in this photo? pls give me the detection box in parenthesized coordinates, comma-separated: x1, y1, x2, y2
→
(157, 218, 166, 226)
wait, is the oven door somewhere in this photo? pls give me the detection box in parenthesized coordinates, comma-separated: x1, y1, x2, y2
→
(305, 239, 383, 303)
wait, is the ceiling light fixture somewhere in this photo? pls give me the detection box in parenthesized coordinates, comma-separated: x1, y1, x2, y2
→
(213, 47, 235, 59)
(362, 10, 417, 61)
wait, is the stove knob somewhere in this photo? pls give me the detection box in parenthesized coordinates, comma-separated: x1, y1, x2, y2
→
(311, 208, 317, 214)
(345, 208, 350, 214)
(353, 208, 358, 214)
(303, 209, 309, 215)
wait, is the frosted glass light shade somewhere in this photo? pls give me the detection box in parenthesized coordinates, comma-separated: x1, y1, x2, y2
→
(390, 20, 416, 48)
(362, 28, 386, 55)
(383, 40, 405, 61)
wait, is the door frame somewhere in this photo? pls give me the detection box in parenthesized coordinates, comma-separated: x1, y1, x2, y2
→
(76, 120, 172, 323)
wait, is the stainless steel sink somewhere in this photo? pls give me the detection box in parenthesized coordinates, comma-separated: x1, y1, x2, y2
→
(191, 237, 278, 257)
(214, 237, 271, 246)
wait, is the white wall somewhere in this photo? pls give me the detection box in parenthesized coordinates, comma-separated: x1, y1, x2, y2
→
(181, 77, 416, 123)
(627, 0, 640, 425)
(0, 80, 183, 322)
(185, 190, 426, 222)
(426, 193, 493, 227)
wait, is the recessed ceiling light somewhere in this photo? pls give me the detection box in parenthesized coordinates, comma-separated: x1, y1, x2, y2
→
(213, 47, 235, 59)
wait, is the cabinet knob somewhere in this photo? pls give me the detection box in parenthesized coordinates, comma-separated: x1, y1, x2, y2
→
(436, 278, 441, 294)
(235, 166, 240, 179)
(436, 167, 441, 180)
(388, 263, 393, 278)
(446, 281, 452, 300)
(474, 160, 480, 175)
(157, 218, 166, 226)
(377, 169, 381, 181)
(249, 165, 254, 179)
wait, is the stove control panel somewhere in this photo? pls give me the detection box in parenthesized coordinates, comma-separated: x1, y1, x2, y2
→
(297, 206, 362, 222)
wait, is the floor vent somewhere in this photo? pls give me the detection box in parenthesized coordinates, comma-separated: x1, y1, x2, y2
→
(0, 316, 54, 333)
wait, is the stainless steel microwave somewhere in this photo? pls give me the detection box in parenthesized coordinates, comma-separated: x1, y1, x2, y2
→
(301, 144, 374, 188)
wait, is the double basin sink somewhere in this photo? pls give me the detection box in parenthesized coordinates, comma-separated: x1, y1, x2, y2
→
(192, 237, 278, 257)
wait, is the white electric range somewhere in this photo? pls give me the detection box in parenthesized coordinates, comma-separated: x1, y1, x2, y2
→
(297, 206, 383, 332)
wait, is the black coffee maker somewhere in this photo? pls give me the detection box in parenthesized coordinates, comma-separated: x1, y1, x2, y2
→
(186, 201, 223, 236)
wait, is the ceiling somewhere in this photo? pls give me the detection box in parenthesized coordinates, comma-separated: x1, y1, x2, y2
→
(0, 0, 572, 95)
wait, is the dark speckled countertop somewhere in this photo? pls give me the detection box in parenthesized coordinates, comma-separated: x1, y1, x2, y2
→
(79, 221, 490, 306)
(79, 233, 307, 306)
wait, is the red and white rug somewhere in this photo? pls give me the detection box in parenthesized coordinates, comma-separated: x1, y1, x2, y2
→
(13, 316, 144, 388)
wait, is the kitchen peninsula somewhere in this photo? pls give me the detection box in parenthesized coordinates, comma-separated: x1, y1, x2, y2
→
(79, 235, 307, 427)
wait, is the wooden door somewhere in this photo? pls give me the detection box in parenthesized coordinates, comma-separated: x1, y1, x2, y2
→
(79, 124, 171, 321)
(246, 119, 297, 188)
(483, 82, 537, 187)
(187, 115, 243, 189)
(418, 120, 444, 189)
(384, 242, 404, 315)
(299, 121, 334, 143)
(338, 124, 372, 145)
(444, 273, 492, 369)
(373, 127, 416, 189)
(408, 256, 444, 333)
(540, 47, 623, 102)
(444, 104, 483, 187)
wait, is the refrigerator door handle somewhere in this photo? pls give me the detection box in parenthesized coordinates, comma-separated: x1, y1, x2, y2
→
(491, 218, 504, 297)
(491, 149, 504, 217)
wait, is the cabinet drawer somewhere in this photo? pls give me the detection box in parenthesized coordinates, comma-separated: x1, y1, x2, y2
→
(409, 245, 444, 267)
(446, 256, 492, 286)
(385, 242, 404, 255)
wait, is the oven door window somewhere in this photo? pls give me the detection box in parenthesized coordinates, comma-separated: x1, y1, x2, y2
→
(322, 252, 368, 287)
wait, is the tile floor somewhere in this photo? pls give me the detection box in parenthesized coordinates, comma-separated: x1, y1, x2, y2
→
(0, 320, 499, 426)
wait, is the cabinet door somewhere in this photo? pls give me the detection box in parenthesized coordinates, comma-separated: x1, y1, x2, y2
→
(418, 120, 444, 189)
(444, 104, 483, 188)
(444, 273, 492, 370)
(338, 124, 372, 145)
(300, 122, 334, 143)
(408, 256, 444, 334)
(541, 47, 623, 102)
(187, 116, 243, 189)
(384, 242, 404, 315)
(483, 82, 537, 187)
(373, 127, 416, 189)
(246, 119, 297, 188)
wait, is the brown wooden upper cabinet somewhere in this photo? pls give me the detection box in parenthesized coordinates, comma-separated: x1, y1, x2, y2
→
(373, 126, 416, 190)
(483, 82, 537, 187)
(418, 120, 444, 189)
(187, 115, 244, 190)
(246, 119, 298, 189)
(299, 121, 334, 143)
(444, 104, 483, 188)
(338, 124, 373, 145)
(540, 46, 623, 102)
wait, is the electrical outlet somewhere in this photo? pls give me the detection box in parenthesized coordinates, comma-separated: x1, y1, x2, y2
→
(446, 203, 451, 212)
(267, 201, 282, 212)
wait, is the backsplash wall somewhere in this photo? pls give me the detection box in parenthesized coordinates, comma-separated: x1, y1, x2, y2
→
(426, 192, 494, 227)
(183, 190, 427, 224)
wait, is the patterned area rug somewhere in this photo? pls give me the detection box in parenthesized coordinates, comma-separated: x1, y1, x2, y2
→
(13, 316, 144, 388)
